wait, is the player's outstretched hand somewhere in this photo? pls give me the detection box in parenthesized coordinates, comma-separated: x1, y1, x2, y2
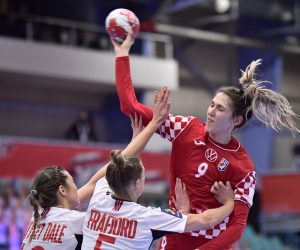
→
(210, 181, 234, 205)
(112, 29, 134, 57)
(152, 87, 170, 126)
(130, 113, 144, 140)
(172, 178, 190, 214)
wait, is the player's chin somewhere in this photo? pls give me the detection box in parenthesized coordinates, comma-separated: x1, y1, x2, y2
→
(205, 123, 213, 133)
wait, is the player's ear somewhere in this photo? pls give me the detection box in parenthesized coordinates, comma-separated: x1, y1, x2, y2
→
(58, 185, 67, 197)
(233, 115, 243, 127)
(135, 178, 140, 189)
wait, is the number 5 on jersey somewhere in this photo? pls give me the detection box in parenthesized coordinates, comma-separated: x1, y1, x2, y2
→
(94, 233, 116, 250)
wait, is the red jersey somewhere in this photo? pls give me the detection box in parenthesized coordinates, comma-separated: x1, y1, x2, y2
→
(115, 56, 256, 249)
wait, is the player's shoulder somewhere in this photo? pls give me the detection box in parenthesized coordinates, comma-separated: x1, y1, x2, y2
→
(92, 177, 110, 197)
(67, 209, 86, 218)
(49, 207, 85, 221)
(231, 154, 255, 175)
(230, 152, 255, 183)
(133, 204, 159, 217)
(95, 176, 109, 188)
(143, 206, 183, 219)
(170, 115, 205, 138)
(182, 116, 206, 133)
(167, 114, 197, 124)
(237, 144, 255, 170)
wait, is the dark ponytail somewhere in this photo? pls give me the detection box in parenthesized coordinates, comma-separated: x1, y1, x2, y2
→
(27, 166, 68, 243)
(27, 191, 40, 243)
(106, 150, 142, 197)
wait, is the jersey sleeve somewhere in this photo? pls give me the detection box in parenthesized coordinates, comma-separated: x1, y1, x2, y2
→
(94, 177, 111, 196)
(195, 202, 249, 249)
(88, 177, 111, 208)
(116, 56, 154, 125)
(66, 210, 86, 234)
(159, 114, 194, 142)
(234, 171, 256, 207)
(144, 207, 187, 233)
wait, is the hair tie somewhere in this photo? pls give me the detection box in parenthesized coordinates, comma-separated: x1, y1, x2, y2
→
(31, 189, 38, 199)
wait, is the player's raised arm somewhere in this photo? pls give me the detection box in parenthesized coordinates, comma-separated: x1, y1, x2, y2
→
(113, 30, 155, 125)
(77, 87, 170, 206)
(184, 181, 234, 232)
(122, 86, 170, 156)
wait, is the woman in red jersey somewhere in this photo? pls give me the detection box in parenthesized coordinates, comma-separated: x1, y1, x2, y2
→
(82, 88, 235, 250)
(111, 31, 299, 250)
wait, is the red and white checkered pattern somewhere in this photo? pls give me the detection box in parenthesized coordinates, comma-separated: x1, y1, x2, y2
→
(159, 115, 193, 142)
(190, 216, 229, 239)
(187, 171, 256, 240)
(234, 171, 256, 207)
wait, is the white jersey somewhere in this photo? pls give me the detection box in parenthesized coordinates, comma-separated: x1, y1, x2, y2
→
(21, 207, 85, 250)
(82, 177, 187, 250)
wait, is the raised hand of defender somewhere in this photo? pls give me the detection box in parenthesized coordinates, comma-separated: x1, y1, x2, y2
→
(172, 178, 190, 214)
(130, 113, 144, 140)
(152, 87, 171, 126)
(112, 29, 134, 57)
(211, 181, 234, 205)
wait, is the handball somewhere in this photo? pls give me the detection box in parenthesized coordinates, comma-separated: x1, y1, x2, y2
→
(105, 8, 140, 43)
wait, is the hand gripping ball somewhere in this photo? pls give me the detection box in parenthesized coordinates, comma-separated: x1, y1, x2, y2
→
(105, 8, 140, 43)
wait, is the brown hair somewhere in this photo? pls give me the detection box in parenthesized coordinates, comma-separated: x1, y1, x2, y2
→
(218, 59, 299, 135)
(106, 150, 142, 198)
(27, 166, 67, 243)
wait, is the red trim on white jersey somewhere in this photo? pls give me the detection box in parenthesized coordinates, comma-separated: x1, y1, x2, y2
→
(82, 178, 187, 250)
(112, 200, 123, 211)
(22, 207, 85, 250)
(41, 207, 50, 219)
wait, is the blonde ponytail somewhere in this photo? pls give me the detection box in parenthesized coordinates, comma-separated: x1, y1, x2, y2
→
(239, 59, 299, 135)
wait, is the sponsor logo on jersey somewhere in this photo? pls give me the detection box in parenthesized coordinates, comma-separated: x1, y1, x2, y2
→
(161, 208, 182, 218)
(194, 139, 205, 146)
(205, 148, 217, 162)
(217, 158, 229, 171)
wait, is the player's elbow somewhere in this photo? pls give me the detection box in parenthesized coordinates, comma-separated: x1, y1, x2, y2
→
(120, 105, 131, 115)
(120, 102, 138, 116)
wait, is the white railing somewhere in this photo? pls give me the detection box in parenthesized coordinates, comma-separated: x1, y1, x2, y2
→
(0, 11, 173, 59)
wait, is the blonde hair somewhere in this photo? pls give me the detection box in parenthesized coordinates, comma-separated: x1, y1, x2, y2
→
(239, 59, 299, 135)
(218, 59, 299, 135)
